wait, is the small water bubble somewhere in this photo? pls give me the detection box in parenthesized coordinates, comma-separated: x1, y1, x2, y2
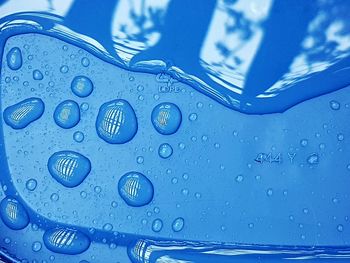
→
(188, 113, 198, 121)
(182, 173, 189, 180)
(248, 223, 254, 229)
(171, 177, 178, 184)
(337, 133, 344, 141)
(71, 76, 93, 97)
(94, 186, 102, 193)
(5, 77, 10, 83)
(73, 131, 85, 143)
(303, 208, 309, 214)
(4, 237, 11, 244)
(172, 217, 185, 232)
(307, 153, 319, 165)
(109, 243, 117, 249)
(80, 102, 89, 111)
(103, 223, 113, 231)
(152, 219, 163, 232)
(300, 139, 308, 147)
(50, 193, 59, 202)
(178, 142, 185, 150)
(158, 143, 173, 159)
(23, 81, 29, 87)
(266, 188, 273, 197)
(33, 70, 44, 80)
(62, 45, 68, 51)
(136, 156, 144, 164)
(26, 179, 37, 191)
(138, 95, 144, 101)
(181, 188, 189, 196)
(195, 192, 202, 199)
(60, 65, 69, 73)
(201, 135, 208, 142)
(151, 102, 182, 135)
(129, 76, 135, 81)
(81, 57, 90, 67)
(330, 100, 340, 110)
(32, 241, 42, 252)
(137, 85, 144, 92)
(196, 102, 203, 108)
(80, 191, 87, 199)
(337, 224, 344, 232)
(111, 201, 118, 208)
(235, 175, 244, 183)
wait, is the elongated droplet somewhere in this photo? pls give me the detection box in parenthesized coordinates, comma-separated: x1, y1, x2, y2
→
(0, 196, 29, 230)
(96, 99, 138, 144)
(118, 172, 154, 207)
(3, 97, 45, 129)
(151, 102, 182, 135)
(71, 76, 93, 97)
(43, 228, 90, 255)
(53, 100, 80, 129)
(48, 151, 91, 187)
(172, 217, 185, 232)
(7, 47, 22, 70)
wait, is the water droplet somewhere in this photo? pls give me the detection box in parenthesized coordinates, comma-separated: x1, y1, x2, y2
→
(48, 151, 91, 188)
(43, 228, 90, 255)
(152, 219, 163, 232)
(307, 153, 319, 165)
(178, 142, 186, 150)
(111, 201, 118, 208)
(0, 196, 29, 230)
(182, 173, 189, 180)
(32, 241, 42, 252)
(136, 156, 144, 164)
(266, 188, 273, 197)
(80, 102, 89, 111)
(62, 45, 68, 51)
(171, 177, 178, 184)
(4, 237, 11, 244)
(197, 102, 203, 108)
(53, 100, 80, 129)
(26, 179, 37, 191)
(50, 193, 59, 202)
(158, 143, 173, 159)
(96, 99, 138, 144)
(71, 76, 93, 97)
(137, 85, 144, 92)
(151, 102, 182, 135)
(337, 224, 344, 232)
(33, 70, 44, 80)
(81, 57, 90, 67)
(94, 186, 102, 193)
(60, 65, 69, 73)
(330, 100, 340, 110)
(337, 133, 344, 141)
(7, 47, 22, 70)
(248, 223, 254, 229)
(300, 139, 308, 147)
(181, 188, 189, 195)
(118, 172, 154, 207)
(188, 113, 198, 121)
(3, 97, 45, 129)
(103, 223, 113, 231)
(172, 217, 184, 232)
(80, 191, 87, 199)
(235, 175, 244, 183)
(73, 131, 85, 143)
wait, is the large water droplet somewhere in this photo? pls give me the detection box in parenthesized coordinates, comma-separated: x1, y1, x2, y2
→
(172, 217, 185, 232)
(3, 97, 45, 129)
(43, 228, 90, 255)
(71, 76, 93, 97)
(118, 172, 154, 207)
(151, 102, 182, 135)
(0, 196, 29, 230)
(96, 99, 138, 144)
(53, 100, 80, 129)
(33, 70, 44, 80)
(7, 47, 22, 70)
(48, 151, 91, 187)
(158, 143, 173, 159)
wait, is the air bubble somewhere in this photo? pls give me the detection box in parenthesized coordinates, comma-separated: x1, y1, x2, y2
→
(48, 151, 91, 188)
(172, 217, 184, 232)
(7, 47, 22, 70)
(26, 179, 37, 191)
(152, 219, 163, 232)
(96, 99, 138, 144)
(71, 76, 93, 97)
(118, 172, 154, 207)
(33, 70, 44, 80)
(53, 100, 80, 129)
(158, 143, 173, 159)
(73, 131, 85, 143)
(3, 97, 45, 129)
(151, 102, 182, 135)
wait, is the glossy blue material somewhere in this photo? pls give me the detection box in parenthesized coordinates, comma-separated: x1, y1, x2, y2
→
(0, 1, 350, 263)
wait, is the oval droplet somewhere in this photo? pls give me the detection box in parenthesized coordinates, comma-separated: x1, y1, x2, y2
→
(26, 179, 37, 191)
(96, 99, 138, 144)
(0, 196, 29, 230)
(71, 76, 93, 97)
(307, 153, 319, 165)
(43, 228, 90, 255)
(53, 100, 80, 129)
(151, 102, 182, 135)
(7, 47, 22, 70)
(3, 97, 45, 129)
(152, 219, 163, 232)
(118, 172, 154, 207)
(33, 70, 44, 80)
(172, 217, 185, 232)
(158, 143, 173, 159)
(48, 151, 91, 188)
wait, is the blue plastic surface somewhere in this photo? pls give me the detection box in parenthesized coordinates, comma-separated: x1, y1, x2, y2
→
(0, 1, 350, 263)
